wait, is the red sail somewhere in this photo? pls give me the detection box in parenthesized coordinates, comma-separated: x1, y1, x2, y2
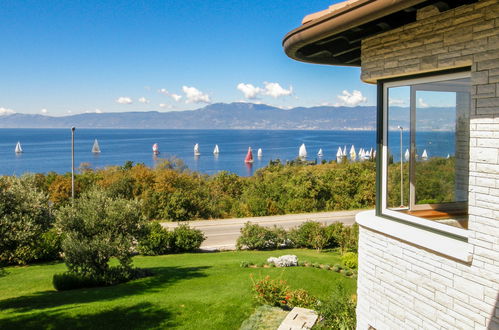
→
(244, 147, 254, 163)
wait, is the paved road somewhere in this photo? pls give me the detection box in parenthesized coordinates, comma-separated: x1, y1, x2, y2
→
(160, 210, 362, 250)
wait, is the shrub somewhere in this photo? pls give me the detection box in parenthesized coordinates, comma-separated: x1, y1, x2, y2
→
(240, 261, 250, 268)
(286, 288, 319, 309)
(56, 189, 143, 279)
(315, 284, 356, 330)
(171, 224, 205, 252)
(53, 267, 152, 291)
(236, 222, 280, 250)
(137, 222, 173, 256)
(31, 228, 62, 262)
(251, 275, 289, 307)
(288, 221, 331, 251)
(341, 252, 358, 269)
(0, 175, 55, 265)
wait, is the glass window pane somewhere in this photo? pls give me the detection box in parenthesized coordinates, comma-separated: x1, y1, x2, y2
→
(384, 76, 470, 229)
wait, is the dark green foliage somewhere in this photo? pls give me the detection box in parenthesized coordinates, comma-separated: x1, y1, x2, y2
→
(0, 175, 56, 265)
(137, 222, 205, 255)
(31, 228, 62, 262)
(288, 221, 329, 251)
(55, 189, 143, 278)
(136, 222, 173, 256)
(171, 224, 205, 252)
(236, 222, 281, 250)
(315, 284, 356, 330)
(53, 267, 152, 291)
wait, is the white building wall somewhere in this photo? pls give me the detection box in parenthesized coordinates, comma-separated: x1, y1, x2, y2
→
(357, 0, 499, 328)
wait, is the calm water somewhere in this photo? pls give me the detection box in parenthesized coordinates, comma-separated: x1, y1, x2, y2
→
(0, 129, 453, 176)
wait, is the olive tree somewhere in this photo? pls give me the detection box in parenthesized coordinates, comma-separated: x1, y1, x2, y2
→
(56, 189, 143, 277)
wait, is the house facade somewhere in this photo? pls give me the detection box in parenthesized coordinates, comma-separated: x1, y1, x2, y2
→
(284, 0, 499, 328)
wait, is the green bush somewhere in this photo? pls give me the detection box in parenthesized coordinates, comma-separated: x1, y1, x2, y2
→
(137, 222, 173, 256)
(251, 275, 289, 307)
(288, 221, 331, 251)
(286, 288, 319, 309)
(236, 222, 281, 250)
(53, 267, 152, 291)
(341, 252, 358, 269)
(31, 228, 62, 262)
(171, 224, 205, 252)
(0, 175, 55, 265)
(315, 284, 356, 330)
(240, 261, 250, 268)
(327, 223, 359, 254)
(56, 189, 143, 279)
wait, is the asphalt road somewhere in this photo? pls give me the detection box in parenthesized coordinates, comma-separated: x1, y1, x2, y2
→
(161, 210, 361, 250)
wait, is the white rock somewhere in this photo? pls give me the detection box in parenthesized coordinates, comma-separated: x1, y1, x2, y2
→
(267, 255, 298, 267)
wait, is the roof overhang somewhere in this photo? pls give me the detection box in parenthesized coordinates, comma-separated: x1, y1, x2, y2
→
(283, 0, 478, 67)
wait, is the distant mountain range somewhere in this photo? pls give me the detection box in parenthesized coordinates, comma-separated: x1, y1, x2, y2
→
(0, 102, 455, 130)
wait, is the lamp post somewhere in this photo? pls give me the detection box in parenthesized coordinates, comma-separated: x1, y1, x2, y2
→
(398, 125, 403, 207)
(71, 126, 75, 200)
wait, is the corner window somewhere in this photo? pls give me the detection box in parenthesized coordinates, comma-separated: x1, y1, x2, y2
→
(381, 72, 470, 235)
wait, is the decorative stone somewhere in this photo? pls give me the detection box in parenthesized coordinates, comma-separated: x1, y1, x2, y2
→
(267, 255, 298, 267)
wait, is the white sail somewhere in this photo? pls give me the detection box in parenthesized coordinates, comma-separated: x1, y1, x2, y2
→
(317, 148, 323, 157)
(349, 145, 356, 161)
(213, 144, 219, 155)
(342, 146, 347, 157)
(299, 143, 307, 158)
(92, 139, 101, 153)
(421, 149, 428, 160)
(15, 141, 23, 153)
(257, 148, 263, 158)
(194, 143, 200, 156)
(336, 147, 343, 163)
(446, 153, 450, 159)
(404, 148, 410, 162)
(152, 143, 159, 155)
(369, 147, 374, 159)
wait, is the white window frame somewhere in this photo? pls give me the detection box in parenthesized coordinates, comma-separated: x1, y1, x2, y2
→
(381, 71, 470, 240)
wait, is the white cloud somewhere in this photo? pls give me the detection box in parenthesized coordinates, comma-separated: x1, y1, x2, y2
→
(0, 107, 15, 116)
(116, 97, 133, 104)
(85, 109, 103, 114)
(182, 86, 211, 104)
(159, 103, 172, 109)
(171, 93, 182, 102)
(335, 90, 367, 107)
(40, 108, 48, 114)
(389, 98, 406, 106)
(158, 88, 169, 95)
(138, 97, 150, 104)
(237, 82, 293, 99)
(237, 83, 262, 99)
(263, 82, 293, 98)
(418, 97, 429, 108)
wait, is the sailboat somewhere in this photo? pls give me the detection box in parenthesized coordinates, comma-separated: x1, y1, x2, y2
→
(244, 147, 254, 163)
(421, 149, 428, 160)
(336, 147, 343, 163)
(152, 143, 159, 155)
(299, 143, 307, 158)
(257, 148, 263, 158)
(213, 144, 219, 155)
(369, 147, 374, 160)
(194, 143, 201, 156)
(404, 149, 410, 162)
(15, 141, 23, 154)
(350, 145, 357, 161)
(92, 139, 101, 153)
(317, 148, 324, 157)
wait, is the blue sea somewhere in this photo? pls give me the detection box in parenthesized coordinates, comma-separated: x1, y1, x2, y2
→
(0, 129, 454, 177)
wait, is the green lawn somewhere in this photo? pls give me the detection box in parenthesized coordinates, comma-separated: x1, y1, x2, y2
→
(0, 249, 356, 330)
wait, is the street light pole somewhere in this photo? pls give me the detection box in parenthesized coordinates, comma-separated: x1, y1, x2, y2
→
(398, 125, 403, 207)
(71, 126, 75, 200)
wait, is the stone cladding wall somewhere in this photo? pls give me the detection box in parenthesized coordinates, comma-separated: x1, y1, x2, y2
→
(357, 0, 499, 328)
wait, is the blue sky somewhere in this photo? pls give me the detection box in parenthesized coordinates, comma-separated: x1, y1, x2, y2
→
(0, 0, 376, 116)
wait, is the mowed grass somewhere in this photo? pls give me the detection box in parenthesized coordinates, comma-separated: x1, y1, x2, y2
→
(0, 249, 356, 330)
